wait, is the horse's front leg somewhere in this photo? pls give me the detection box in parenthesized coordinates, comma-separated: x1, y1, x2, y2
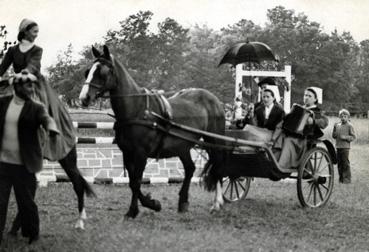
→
(178, 152, 196, 212)
(210, 180, 224, 213)
(124, 152, 147, 219)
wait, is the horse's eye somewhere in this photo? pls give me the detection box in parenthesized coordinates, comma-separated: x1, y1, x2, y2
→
(100, 66, 110, 76)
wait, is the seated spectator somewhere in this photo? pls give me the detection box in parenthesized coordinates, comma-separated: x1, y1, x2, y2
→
(246, 87, 285, 131)
(274, 87, 328, 169)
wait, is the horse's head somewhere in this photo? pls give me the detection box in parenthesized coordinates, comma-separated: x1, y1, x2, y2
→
(79, 45, 116, 107)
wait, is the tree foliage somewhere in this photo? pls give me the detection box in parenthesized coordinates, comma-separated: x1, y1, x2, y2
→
(0, 25, 17, 61)
(47, 44, 88, 106)
(46, 7, 369, 112)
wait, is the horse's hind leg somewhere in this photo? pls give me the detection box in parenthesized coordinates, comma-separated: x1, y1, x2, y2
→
(210, 180, 224, 213)
(59, 145, 96, 229)
(178, 151, 196, 212)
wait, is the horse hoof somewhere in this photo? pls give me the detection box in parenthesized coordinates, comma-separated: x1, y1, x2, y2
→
(153, 200, 162, 212)
(210, 204, 221, 213)
(74, 219, 85, 230)
(178, 202, 189, 213)
(125, 209, 139, 219)
(80, 209, 87, 220)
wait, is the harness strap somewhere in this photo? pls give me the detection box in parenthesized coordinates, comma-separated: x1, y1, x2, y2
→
(114, 118, 238, 152)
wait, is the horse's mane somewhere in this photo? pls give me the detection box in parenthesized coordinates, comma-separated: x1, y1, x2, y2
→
(111, 56, 140, 91)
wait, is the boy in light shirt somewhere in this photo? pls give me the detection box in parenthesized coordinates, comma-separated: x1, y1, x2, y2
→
(332, 109, 356, 184)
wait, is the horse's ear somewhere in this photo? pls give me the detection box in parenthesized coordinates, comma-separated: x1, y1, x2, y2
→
(92, 46, 101, 58)
(103, 45, 111, 60)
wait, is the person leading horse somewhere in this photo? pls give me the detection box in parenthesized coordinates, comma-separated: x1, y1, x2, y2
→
(0, 18, 95, 230)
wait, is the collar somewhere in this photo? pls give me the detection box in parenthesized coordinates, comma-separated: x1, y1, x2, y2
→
(304, 104, 317, 110)
(19, 40, 35, 53)
(265, 103, 274, 109)
(12, 94, 25, 105)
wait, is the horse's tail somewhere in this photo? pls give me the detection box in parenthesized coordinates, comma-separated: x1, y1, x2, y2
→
(201, 92, 226, 191)
(201, 149, 225, 191)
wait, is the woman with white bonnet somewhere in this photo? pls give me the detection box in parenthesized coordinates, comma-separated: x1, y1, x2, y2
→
(275, 87, 329, 169)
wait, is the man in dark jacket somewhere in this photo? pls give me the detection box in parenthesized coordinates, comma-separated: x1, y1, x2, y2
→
(0, 72, 59, 244)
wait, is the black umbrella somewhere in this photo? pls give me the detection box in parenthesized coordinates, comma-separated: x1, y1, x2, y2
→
(219, 41, 278, 103)
(218, 41, 278, 67)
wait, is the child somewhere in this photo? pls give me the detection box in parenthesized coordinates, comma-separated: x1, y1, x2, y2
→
(332, 109, 356, 184)
(0, 72, 59, 245)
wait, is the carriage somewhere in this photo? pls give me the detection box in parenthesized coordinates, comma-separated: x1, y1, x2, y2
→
(150, 107, 336, 209)
(220, 130, 336, 208)
(79, 45, 337, 220)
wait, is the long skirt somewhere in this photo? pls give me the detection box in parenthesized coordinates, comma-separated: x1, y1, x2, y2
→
(242, 124, 273, 143)
(34, 76, 76, 161)
(277, 135, 307, 170)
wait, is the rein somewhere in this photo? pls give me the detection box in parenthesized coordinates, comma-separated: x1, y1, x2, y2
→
(99, 89, 178, 99)
(115, 111, 239, 152)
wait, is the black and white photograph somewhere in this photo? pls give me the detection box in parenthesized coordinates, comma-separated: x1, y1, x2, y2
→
(1, 0, 369, 251)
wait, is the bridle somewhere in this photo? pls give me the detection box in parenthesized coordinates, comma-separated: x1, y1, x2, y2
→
(84, 58, 115, 99)
(85, 81, 108, 99)
(84, 59, 176, 99)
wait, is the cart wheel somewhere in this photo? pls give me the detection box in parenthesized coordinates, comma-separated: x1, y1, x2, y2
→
(222, 177, 251, 202)
(297, 147, 334, 208)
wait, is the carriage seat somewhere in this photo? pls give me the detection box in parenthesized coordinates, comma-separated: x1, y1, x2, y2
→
(226, 125, 272, 143)
(225, 125, 273, 153)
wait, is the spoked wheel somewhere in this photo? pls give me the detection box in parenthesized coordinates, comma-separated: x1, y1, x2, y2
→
(222, 176, 252, 202)
(297, 147, 334, 208)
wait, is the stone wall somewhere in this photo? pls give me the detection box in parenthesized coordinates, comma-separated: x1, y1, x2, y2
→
(40, 147, 208, 182)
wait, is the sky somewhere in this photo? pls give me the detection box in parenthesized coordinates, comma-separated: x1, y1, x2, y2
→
(1, 0, 369, 72)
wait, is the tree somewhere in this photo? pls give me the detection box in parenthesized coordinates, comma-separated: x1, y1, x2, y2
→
(0, 25, 8, 59)
(0, 25, 16, 61)
(184, 24, 234, 102)
(104, 10, 157, 86)
(47, 44, 87, 106)
(318, 31, 359, 105)
(355, 40, 369, 103)
(152, 18, 190, 90)
(45, 8, 367, 111)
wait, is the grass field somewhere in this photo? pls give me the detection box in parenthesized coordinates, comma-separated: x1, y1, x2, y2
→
(1, 143, 369, 251)
(1, 110, 368, 251)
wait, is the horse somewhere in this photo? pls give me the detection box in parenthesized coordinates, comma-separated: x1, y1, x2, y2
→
(0, 78, 96, 230)
(79, 45, 226, 218)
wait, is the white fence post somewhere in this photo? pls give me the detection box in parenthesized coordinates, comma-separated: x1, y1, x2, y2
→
(235, 64, 243, 100)
(284, 65, 292, 113)
(234, 64, 292, 111)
